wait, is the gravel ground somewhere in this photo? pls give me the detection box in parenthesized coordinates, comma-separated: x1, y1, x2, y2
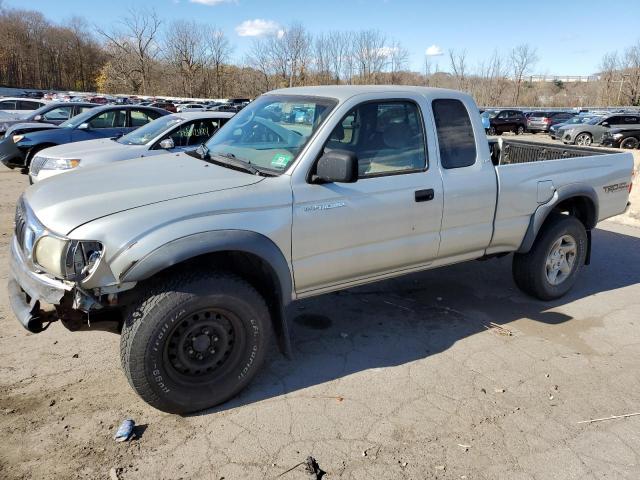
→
(1, 137, 639, 480)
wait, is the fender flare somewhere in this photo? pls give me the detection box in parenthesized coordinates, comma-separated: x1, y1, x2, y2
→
(121, 229, 294, 356)
(517, 184, 598, 254)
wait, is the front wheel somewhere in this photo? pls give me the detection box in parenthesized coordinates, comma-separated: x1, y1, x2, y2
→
(515, 125, 525, 135)
(574, 133, 592, 146)
(488, 126, 496, 136)
(512, 215, 587, 300)
(120, 271, 272, 414)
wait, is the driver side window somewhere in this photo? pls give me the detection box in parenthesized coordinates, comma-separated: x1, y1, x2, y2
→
(88, 110, 126, 128)
(325, 100, 427, 178)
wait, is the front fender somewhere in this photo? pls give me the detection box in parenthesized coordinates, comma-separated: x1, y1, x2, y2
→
(121, 229, 293, 306)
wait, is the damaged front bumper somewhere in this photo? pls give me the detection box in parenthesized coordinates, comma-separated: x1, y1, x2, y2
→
(8, 236, 72, 332)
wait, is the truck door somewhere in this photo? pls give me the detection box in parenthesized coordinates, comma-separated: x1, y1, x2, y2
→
(431, 98, 497, 259)
(291, 98, 444, 294)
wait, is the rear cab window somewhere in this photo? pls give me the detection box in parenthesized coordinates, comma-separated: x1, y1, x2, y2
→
(432, 99, 477, 169)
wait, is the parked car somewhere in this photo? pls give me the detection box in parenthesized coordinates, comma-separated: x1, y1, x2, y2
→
(559, 114, 640, 146)
(150, 102, 177, 113)
(549, 115, 599, 140)
(7, 86, 633, 414)
(0, 97, 47, 117)
(30, 112, 234, 183)
(601, 128, 640, 149)
(526, 111, 576, 133)
(0, 105, 168, 171)
(0, 102, 97, 136)
(486, 109, 527, 135)
(176, 103, 206, 112)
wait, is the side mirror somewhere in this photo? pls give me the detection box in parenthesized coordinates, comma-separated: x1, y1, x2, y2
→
(77, 122, 90, 130)
(159, 138, 175, 149)
(601, 122, 609, 127)
(314, 150, 358, 184)
(33, 114, 42, 121)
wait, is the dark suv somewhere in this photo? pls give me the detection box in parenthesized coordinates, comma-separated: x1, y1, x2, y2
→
(487, 110, 527, 135)
(602, 128, 640, 149)
(527, 111, 576, 133)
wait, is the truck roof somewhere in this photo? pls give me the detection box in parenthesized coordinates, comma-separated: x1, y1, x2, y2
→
(267, 85, 467, 102)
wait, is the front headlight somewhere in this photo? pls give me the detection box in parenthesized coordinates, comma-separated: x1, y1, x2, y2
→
(34, 236, 103, 280)
(612, 133, 624, 139)
(41, 158, 81, 170)
(34, 236, 68, 278)
(12, 134, 24, 143)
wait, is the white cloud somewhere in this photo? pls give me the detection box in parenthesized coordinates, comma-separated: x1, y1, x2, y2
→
(425, 45, 444, 57)
(235, 19, 282, 37)
(189, 0, 233, 5)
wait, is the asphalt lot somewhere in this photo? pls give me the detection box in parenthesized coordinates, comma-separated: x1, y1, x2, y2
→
(1, 135, 640, 480)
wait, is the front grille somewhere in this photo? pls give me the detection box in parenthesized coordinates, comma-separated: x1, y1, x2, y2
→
(29, 156, 49, 176)
(14, 198, 27, 251)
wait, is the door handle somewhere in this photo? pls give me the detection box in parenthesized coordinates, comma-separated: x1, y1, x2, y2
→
(415, 189, 434, 202)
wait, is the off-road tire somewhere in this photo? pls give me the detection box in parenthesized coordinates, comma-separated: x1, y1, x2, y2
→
(120, 270, 272, 414)
(512, 215, 587, 300)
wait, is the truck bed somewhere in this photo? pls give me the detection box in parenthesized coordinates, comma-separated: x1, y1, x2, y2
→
(489, 138, 608, 166)
(486, 138, 634, 255)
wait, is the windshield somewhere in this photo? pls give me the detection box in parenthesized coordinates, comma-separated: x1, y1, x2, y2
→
(587, 117, 603, 125)
(482, 110, 499, 119)
(59, 107, 100, 128)
(203, 94, 337, 173)
(117, 115, 182, 145)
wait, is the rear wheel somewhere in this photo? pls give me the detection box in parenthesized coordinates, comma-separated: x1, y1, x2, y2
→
(574, 133, 592, 146)
(512, 215, 587, 300)
(120, 270, 272, 414)
(620, 137, 639, 149)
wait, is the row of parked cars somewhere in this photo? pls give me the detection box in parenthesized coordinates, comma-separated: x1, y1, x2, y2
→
(0, 102, 236, 183)
(481, 108, 640, 149)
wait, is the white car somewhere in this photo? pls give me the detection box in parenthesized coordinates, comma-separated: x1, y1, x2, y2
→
(0, 97, 47, 118)
(176, 103, 207, 113)
(30, 112, 234, 183)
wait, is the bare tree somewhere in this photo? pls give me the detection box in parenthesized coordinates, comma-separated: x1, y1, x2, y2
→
(165, 20, 208, 97)
(510, 44, 538, 105)
(97, 8, 161, 94)
(205, 27, 233, 98)
(387, 40, 409, 84)
(246, 39, 273, 92)
(353, 30, 387, 84)
(448, 49, 468, 90)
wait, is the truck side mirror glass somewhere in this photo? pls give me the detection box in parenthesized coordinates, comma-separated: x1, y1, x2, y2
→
(159, 138, 175, 149)
(313, 150, 358, 184)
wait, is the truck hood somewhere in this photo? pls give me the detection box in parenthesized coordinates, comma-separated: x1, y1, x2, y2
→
(25, 152, 264, 234)
(40, 138, 131, 159)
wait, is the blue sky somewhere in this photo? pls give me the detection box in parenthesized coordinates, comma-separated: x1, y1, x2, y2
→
(17, 0, 640, 76)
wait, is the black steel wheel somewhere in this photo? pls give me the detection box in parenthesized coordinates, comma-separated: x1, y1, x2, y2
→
(120, 270, 271, 414)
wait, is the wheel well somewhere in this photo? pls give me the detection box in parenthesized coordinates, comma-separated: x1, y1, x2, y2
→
(552, 196, 597, 230)
(140, 250, 291, 356)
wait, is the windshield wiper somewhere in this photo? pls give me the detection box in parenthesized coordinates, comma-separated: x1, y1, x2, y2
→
(188, 144, 277, 176)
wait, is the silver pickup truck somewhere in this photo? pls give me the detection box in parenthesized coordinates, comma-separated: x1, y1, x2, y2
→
(8, 86, 634, 413)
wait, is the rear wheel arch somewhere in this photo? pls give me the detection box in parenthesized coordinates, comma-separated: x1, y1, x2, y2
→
(518, 186, 598, 255)
(120, 230, 294, 356)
